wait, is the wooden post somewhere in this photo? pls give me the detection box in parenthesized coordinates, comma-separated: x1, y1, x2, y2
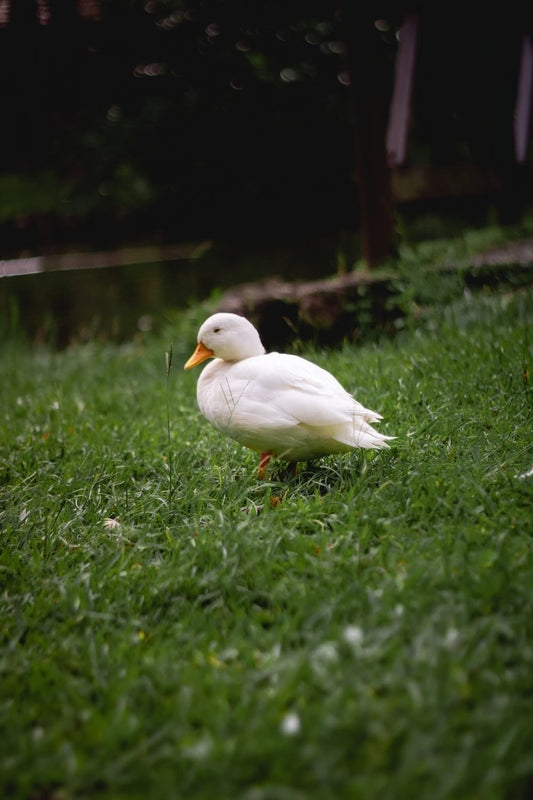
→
(386, 15, 418, 167)
(515, 33, 533, 164)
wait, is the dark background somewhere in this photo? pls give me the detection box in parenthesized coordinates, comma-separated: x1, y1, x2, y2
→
(1, 1, 532, 260)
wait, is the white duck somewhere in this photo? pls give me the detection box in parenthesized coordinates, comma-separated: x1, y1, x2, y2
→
(184, 312, 393, 477)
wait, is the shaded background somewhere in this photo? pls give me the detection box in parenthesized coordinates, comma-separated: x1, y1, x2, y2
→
(0, 0, 359, 253)
(0, 1, 532, 342)
(1, 1, 532, 252)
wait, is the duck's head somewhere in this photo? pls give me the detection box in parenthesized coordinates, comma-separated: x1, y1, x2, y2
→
(184, 312, 266, 369)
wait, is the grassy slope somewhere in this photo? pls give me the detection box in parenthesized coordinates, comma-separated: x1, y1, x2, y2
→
(1, 288, 532, 800)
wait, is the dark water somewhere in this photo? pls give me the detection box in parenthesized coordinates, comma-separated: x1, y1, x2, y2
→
(0, 236, 346, 346)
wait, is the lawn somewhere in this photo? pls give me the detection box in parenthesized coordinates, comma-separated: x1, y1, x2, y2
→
(1, 277, 532, 799)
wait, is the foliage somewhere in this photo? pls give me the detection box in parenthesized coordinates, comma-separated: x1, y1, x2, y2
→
(0, 0, 356, 248)
(0, 173, 68, 222)
(1, 285, 532, 799)
(2, 3, 532, 255)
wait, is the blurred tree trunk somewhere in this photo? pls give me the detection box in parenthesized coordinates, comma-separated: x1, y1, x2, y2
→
(340, 6, 396, 268)
(46, 0, 83, 134)
(1, 1, 43, 169)
(0, 1, 84, 171)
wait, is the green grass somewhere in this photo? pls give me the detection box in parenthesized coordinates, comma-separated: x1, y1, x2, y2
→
(1, 286, 532, 799)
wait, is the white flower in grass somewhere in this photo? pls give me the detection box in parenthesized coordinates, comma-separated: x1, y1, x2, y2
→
(280, 712, 301, 736)
(183, 734, 213, 760)
(103, 518, 121, 531)
(311, 641, 339, 680)
(343, 625, 364, 647)
(313, 641, 338, 662)
(32, 726, 44, 742)
(444, 627, 459, 649)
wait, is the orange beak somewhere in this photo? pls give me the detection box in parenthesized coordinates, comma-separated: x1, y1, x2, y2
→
(184, 341, 214, 370)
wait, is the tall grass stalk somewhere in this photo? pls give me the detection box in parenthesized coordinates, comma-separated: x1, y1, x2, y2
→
(165, 342, 174, 523)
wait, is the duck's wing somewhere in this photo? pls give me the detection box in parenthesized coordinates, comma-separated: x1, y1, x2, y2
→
(232, 353, 383, 428)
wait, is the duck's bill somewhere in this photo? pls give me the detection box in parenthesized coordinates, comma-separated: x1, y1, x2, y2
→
(184, 342, 214, 369)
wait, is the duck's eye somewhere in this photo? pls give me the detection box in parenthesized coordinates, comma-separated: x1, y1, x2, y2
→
(213, 327, 221, 333)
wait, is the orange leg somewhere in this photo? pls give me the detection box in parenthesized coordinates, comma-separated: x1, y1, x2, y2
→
(257, 452, 272, 480)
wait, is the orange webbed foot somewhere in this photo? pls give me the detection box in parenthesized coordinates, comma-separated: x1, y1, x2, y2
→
(257, 452, 272, 480)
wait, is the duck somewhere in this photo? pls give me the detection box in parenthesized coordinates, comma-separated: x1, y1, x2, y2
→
(184, 312, 394, 477)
